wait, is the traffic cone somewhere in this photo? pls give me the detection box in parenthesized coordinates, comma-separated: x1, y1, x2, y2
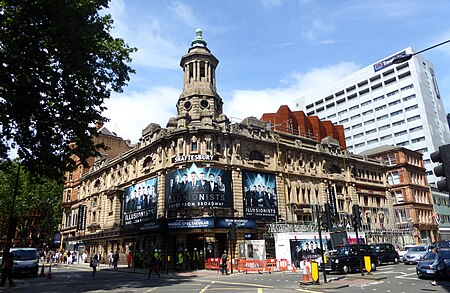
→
(300, 262, 313, 285)
(40, 263, 46, 277)
(47, 265, 52, 279)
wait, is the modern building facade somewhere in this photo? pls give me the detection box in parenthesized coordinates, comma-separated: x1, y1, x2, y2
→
(430, 187, 450, 240)
(60, 30, 395, 267)
(362, 146, 438, 245)
(295, 48, 450, 187)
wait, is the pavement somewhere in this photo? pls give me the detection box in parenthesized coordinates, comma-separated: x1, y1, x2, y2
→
(36, 262, 388, 290)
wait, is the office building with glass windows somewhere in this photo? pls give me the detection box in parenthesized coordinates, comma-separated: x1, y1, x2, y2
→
(295, 48, 450, 187)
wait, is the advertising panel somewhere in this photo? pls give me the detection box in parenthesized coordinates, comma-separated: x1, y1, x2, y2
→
(123, 177, 158, 226)
(242, 170, 278, 219)
(165, 163, 231, 211)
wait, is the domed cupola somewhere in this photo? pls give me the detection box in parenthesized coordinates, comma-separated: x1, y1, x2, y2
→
(177, 29, 224, 128)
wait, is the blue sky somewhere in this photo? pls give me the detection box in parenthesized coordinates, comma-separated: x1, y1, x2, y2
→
(103, 0, 450, 143)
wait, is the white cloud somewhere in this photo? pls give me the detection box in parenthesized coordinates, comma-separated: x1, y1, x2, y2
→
(168, 1, 201, 28)
(261, 0, 282, 9)
(103, 87, 179, 143)
(303, 18, 334, 41)
(104, 62, 360, 144)
(225, 62, 360, 120)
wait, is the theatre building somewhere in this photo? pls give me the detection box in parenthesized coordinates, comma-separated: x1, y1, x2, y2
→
(61, 30, 393, 267)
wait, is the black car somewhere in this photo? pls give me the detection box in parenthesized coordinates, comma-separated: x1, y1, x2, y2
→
(370, 243, 400, 265)
(416, 248, 450, 279)
(324, 244, 377, 274)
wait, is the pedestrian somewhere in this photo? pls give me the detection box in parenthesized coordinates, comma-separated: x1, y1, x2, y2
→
(192, 248, 200, 270)
(82, 252, 87, 263)
(430, 248, 445, 286)
(184, 248, 191, 270)
(0, 252, 15, 287)
(176, 250, 184, 271)
(108, 251, 114, 267)
(90, 254, 99, 277)
(147, 255, 161, 279)
(113, 251, 120, 269)
(221, 250, 228, 275)
(127, 251, 132, 268)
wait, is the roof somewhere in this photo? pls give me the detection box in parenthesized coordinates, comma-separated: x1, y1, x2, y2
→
(358, 145, 402, 156)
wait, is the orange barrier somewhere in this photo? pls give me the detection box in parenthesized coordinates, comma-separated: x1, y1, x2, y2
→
(205, 258, 221, 270)
(239, 259, 264, 274)
(264, 258, 277, 273)
(277, 259, 289, 272)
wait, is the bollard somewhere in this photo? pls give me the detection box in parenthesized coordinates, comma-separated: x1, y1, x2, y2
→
(47, 265, 52, 279)
(40, 263, 46, 277)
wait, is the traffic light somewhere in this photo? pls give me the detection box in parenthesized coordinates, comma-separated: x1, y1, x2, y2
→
(227, 223, 237, 239)
(320, 204, 332, 231)
(351, 204, 362, 229)
(430, 144, 450, 192)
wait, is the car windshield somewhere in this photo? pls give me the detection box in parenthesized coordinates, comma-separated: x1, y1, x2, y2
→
(334, 246, 350, 255)
(409, 246, 426, 252)
(438, 250, 450, 259)
(11, 250, 38, 260)
(422, 251, 437, 260)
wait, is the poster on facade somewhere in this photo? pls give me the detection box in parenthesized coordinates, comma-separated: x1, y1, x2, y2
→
(242, 170, 278, 220)
(290, 238, 329, 268)
(123, 177, 158, 226)
(165, 163, 231, 211)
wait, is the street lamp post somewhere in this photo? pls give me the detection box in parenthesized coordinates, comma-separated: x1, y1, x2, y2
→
(393, 39, 450, 64)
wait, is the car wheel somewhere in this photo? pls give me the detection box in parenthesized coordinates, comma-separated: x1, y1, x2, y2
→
(342, 265, 349, 274)
(376, 258, 381, 266)
(371, 262, 377, 272)
(394, 257, 399, 264)
(417, 271, 422, 279)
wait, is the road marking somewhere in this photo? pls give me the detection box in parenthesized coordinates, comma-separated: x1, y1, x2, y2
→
(210, 280, 273, 288)
(395, 272, 418, 280)
(258, 288, 263, 293)
(296, 288, 322, 293)
(146, 288, 158, 292)
(199, 283, 211, 293)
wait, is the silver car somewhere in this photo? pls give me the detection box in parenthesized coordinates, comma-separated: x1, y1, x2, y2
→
(403, 245, 431, 265)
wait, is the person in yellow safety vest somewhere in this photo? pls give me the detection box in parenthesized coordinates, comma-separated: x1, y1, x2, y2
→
(176, 250, 184, 271)
(157, 249, 164, 269)
(184, 248, 191, 270)
(153, 250, 160, 269)
(192, 248, 200, 270)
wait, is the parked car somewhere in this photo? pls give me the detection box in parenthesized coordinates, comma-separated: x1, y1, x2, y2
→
(416, 248, 450, 279)
(398, 245, 415, 261)
(434, 240, 450, 249)
(370, 243, 400, 265)
(10, 247, 39, 276)
(403, 245, 432, 265)
(323, 244, 376, 274)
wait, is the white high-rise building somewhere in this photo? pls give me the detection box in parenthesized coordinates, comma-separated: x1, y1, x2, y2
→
(295, 47, 450, 186)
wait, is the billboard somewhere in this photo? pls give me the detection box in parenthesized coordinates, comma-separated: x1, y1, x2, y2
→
(123, 177, 158, 226)
(242, 170, 278, 219)
(165, 163, 231, 211)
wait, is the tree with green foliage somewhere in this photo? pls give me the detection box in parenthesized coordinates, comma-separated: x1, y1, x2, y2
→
(0, 162, 63, 248)
(0, 0, 136, 180)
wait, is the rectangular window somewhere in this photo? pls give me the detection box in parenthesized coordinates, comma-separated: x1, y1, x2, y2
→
(349, 105, 359, 111)
(315, 100, 324, 105)
(336, 98, 345, 104)
(350, 114, 361, 120)
(327, 113, 336, 119)
(411, 136, 426, 143)
(391, 110, 403, 116)
(344, 127, 350, 131)
(355, 142, 365, 148)
(380, 134, 392, 141)
(388, 100, 401, 107)
(316, 106, 324, 113)
(348, 93, 357, 100)
(373, 95, 385, 102)
(326, 102, 335, 109)
(306, 103, 314, 109)
(396, 141, 409, 146)
(386, 90, 399, 97)
(361, 100, 371, 107)
(394, 130, 407, 137)
(403, 94, 416, 102)
(407, 115, 421, 122)
(405, 104, 418, 111)
(409, 126, 423, 132)
(366, 129, 376, 135)
(375, 105, 387, 111)
(379, 124, 390, 131)
(362, 109, 373, 115)
(364, 119, 375, 125)
(392, 120, 405, 126)
(339, 118, 349, 124)
(401, 84, 414, 91)
(354, 133, 364, 139)
(367, 138, 378, 145)
(395, 190, 404, 204)
(338, 109, 348, 115)
(352, 123, 362, 129)
(377, 114, 388, 121)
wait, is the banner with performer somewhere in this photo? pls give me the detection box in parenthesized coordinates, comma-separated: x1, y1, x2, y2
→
(165, 163, 231, 211)
(123, 177, 158, 226)
(242, 170, 278, 220)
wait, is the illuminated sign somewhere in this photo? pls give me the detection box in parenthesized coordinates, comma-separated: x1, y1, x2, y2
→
(123, 177, 158, 226)
(373, 51, 406, 72)
(165, 163, 231, 211)
(242, 170, 278, 220)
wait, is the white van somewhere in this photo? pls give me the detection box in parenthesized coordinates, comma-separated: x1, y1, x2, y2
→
(10, 248, 39, 276)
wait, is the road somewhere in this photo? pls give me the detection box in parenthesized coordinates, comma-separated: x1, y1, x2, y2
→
(1, 262, 449, 293)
